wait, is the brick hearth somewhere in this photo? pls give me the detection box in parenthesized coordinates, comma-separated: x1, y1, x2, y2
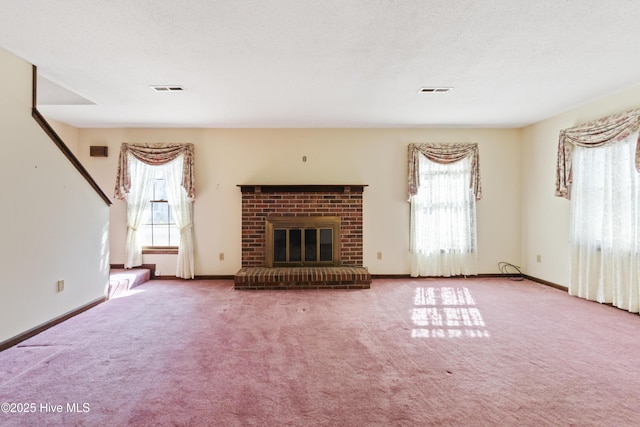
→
(234, 267, 371, 290)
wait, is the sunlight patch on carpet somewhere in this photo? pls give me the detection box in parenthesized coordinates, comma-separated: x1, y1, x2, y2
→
(110, 288, 146, 299)
(411, 287, 490, 338)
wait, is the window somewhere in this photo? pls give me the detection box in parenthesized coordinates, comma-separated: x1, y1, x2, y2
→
(555, 110, 640, 311)
(410, 154, 478, 277)
(115, 143, 195, 278)
(415, 155, 475, 253)
(569, 132, 640, 309)
(140, 169, 179, 251)
(572, 138, 638, 251)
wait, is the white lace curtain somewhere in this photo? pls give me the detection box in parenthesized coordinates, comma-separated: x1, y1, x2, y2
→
(408, 143, 481, 277)
(164, 156, 195, 279)
(408, 143, 482, 200)
(556, 108, 640, 199)
(570, 136, 640, 311)
(122, 154, 155, 269)
(114, 143, 195, 279)
(556, 110, 640, 312)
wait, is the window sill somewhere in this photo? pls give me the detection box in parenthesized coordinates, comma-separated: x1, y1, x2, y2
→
(142, 247, 178, 255)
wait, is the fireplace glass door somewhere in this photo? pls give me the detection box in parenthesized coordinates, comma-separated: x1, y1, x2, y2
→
(266, 217, 341, 267)
(273, 228, 333, 265)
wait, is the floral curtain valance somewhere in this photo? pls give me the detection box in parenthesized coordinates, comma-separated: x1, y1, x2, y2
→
(408, 143, 482, 200)
(556, 108, 640, 199)
(114, 143, 195, 200)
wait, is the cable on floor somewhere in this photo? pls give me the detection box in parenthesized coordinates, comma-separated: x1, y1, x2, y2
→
(498, 262, 524, 281)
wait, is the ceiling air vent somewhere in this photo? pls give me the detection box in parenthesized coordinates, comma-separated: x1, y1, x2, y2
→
(150, 85, 185, 92)
(419, 87, 452, 93)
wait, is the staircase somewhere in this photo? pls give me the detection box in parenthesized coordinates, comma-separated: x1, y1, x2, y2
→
(108, 268, 151, 298)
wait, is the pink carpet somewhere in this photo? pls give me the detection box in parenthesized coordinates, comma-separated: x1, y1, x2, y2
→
(108, 268, 151, 298)
(1, 278, 640, 426)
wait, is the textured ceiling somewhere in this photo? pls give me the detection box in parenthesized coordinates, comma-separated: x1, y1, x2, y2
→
(1, 0, 639, 128)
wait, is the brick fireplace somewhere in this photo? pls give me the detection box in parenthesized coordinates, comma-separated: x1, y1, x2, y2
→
(234, 185, 371, 289)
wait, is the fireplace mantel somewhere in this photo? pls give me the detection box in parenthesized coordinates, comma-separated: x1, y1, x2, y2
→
(238, 184, 367, 193)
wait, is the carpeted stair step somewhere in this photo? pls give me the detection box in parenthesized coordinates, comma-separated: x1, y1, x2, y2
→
(108, 268, 151, 298)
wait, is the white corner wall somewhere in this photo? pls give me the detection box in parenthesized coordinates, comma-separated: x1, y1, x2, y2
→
(521, 84, 640, 286)
(48, 118, 80, 156)
(77, 127, 521, 276)
(0, 49, 109, 344)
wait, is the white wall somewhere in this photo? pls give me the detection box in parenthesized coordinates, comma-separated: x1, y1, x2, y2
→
(520, 84, 640, 286)
(77, 127, 522, 276)
(48, 118, 79, 156)
(0, 49, 109, 344)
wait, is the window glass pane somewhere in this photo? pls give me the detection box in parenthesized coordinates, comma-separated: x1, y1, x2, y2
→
(152, 224, 171, 246)
(289, 229, 302, 262)
(320, 229, 333, 261)
(139, 224, 153, 247)
(152, 202, 171, 225)
(305, 229, 317, 261)
(153, 175, 168, 201)
(274, 229, 287, 262)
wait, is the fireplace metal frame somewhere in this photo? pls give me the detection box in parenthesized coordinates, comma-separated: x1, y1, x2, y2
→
(265, 216, 341, 267)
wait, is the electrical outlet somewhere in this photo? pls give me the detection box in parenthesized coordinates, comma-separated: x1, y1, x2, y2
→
(219, 252, 225, 261)
(377, 252, 382, 260)
(57, 279, 64, 292)
(536, 254, 542, 263)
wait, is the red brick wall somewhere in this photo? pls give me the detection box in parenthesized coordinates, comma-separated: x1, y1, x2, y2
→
(240, 186, 364, 267)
